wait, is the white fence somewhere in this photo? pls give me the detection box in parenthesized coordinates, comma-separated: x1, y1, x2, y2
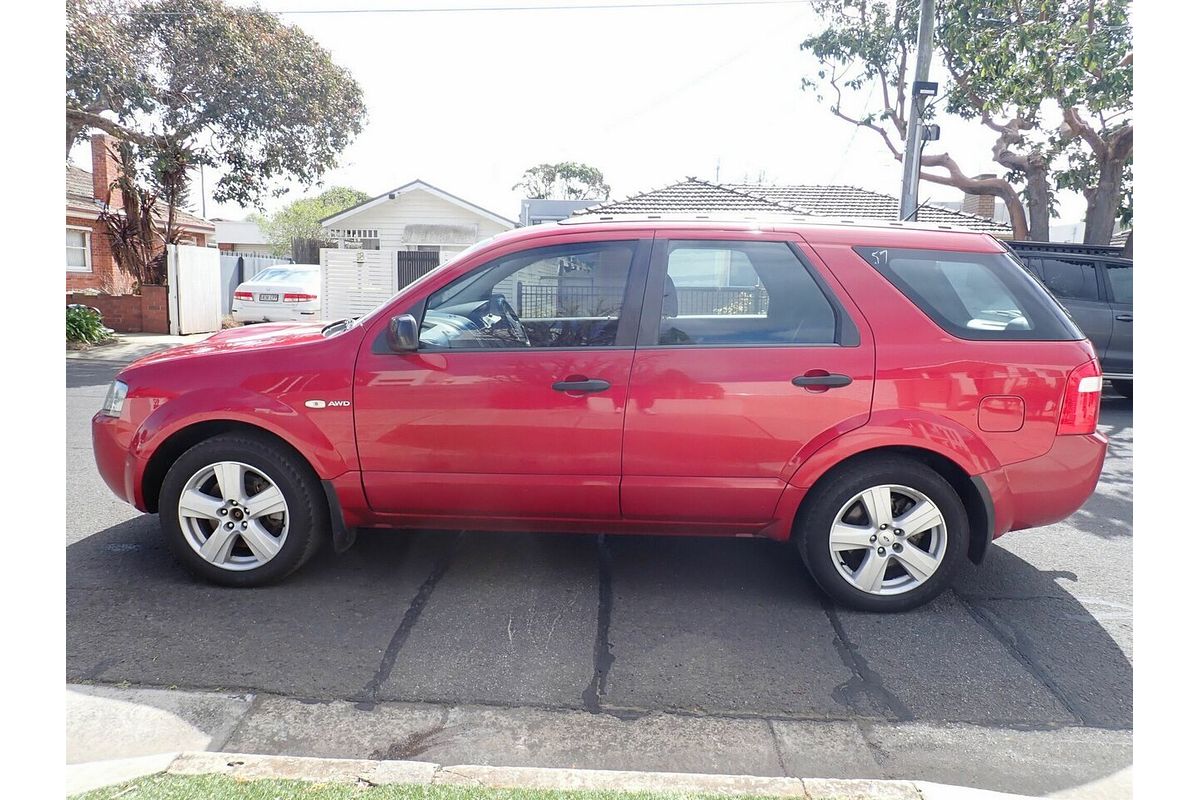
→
(320, 249, 397, 322)
(167, 244, 221, 335)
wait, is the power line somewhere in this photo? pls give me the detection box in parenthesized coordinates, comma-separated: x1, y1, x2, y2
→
(135, 0, 815, 15)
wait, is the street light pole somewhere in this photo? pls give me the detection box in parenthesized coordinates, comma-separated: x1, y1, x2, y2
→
(899, 0, 936, 220)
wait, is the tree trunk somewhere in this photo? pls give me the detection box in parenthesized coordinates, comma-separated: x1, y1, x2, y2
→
(1025, 157, 1052, 241)
(1083, 156, 1123, 244)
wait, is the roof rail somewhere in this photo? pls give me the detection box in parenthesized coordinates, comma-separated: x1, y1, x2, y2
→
(1005, 240, 1126, 257)
(559, 212, 995, 233)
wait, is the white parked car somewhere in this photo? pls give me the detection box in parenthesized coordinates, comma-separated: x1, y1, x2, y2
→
(231, 264, 321, 323)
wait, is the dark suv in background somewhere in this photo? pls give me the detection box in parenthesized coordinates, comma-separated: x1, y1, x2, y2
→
(1007, 240, 1133, 398)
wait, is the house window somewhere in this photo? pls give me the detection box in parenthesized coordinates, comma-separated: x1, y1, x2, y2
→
(328, 228, 380, 250)
(67, 227, 91, 272)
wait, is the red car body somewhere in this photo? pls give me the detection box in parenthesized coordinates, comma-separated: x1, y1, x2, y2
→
(93, 220, 1107, 568)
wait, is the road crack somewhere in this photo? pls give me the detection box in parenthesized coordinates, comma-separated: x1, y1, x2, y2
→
(582, 534, 615, 714)
(355, 533, 462, 711)
(823, 602, 913, 722)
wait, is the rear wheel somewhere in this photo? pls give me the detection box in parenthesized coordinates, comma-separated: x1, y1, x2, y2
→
(795, 456, 969, 612)
(159, 433, 327, 587)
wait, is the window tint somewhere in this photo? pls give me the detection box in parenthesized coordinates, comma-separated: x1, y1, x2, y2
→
(854, 246, 1082, 341)
(657, 241, 837, 346)
(1106, 262, 1132, 304)
(1039, 257, 1100, 301)
(422, 241, 636, 349)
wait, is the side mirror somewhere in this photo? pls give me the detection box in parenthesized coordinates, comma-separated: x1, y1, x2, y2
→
(387, 314, 420, 353)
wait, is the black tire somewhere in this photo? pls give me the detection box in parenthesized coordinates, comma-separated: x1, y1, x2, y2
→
(794, 455, 969, 612)
(158, 432, 327, 587)
(1112, 379, 1132, 400)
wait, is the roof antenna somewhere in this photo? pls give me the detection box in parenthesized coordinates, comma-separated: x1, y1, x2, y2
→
(903, 197, 931, 222)
(715, 158, 721, 184)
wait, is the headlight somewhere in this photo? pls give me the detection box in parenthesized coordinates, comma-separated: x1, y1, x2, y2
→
(101, 380, 128, 418)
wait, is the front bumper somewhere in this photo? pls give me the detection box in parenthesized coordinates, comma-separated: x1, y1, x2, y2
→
(92, 411, 148, 510)
(981, 431, 1109, 538)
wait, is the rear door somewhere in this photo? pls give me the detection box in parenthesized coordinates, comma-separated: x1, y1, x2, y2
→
(1100, 258, 1133, 377)
(619, 233, 873, 526)
(1030, 256, 1112, 362)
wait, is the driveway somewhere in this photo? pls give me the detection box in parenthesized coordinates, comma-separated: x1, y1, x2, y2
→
(66, 358, 1132, 796)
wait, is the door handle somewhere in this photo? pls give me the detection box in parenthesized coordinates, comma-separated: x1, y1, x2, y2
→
(1115, 314, 1133, 322)
(792, 373, 853, 388)
(552, 378, 611, 393)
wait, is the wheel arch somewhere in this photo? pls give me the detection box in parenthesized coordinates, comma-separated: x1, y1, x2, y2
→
(790, 445, 993, 565)
(141, 419, 325, 514)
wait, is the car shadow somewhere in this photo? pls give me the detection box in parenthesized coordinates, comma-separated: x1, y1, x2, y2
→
(67, 514, 1132, 736)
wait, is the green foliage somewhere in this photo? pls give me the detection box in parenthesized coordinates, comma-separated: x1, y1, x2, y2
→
(66, 305, 112, 344)
(514, 163, 611, 201)
(261, 186, 371, 255)
(798, 1, 1133, 238)
(66, 0, 368, 209)
(65, 0, 151, 152)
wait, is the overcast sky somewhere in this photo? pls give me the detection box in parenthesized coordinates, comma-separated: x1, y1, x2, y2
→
(70, 0, 1088, 225)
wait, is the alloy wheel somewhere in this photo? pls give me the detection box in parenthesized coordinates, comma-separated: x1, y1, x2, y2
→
(177, 461, 289, 571)
(828, 483, 947, 596)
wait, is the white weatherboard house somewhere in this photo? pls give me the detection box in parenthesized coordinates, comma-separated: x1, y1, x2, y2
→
(319, 178, 516, 266)
(316, 179, 516, 320)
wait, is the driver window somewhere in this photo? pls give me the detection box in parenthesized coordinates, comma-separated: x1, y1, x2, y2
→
(421, 241, 636, 349)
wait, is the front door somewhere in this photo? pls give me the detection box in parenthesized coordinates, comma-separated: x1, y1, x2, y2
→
(620, 235, 874, 526)
(355, 237, 650, 522)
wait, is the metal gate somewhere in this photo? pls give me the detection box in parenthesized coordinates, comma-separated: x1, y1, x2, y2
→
(397, 250, 442, 289)
(167, 244, 222, 335)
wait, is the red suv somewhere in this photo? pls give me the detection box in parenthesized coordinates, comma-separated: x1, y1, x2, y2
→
(92, 219, 1107, 611)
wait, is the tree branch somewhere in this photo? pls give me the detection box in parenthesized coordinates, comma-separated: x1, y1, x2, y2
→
(1060, 106, 1108, 156)
(918, 151, 1031, 239)
(65, 109, 154, 146)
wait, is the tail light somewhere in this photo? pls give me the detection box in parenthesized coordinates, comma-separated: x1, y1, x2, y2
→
(233, 291, 253, 301)
(283, 293, 318, 303)
(1057, 359, 1103, 435)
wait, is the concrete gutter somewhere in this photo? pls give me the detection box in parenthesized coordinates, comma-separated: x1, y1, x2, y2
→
(67, 750, 1040, 799)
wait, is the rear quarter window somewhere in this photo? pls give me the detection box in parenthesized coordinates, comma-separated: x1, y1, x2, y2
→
(853, 246, 1083, 341)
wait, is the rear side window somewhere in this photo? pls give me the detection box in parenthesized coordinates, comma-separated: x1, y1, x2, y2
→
(657, 240, 839, 346)
(854, 246, 1082, 341)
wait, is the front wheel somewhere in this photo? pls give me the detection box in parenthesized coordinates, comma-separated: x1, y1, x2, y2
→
(795, 456, 969, 612)
(159, 433, 327, 587)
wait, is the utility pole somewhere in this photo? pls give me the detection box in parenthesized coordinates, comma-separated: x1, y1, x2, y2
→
(899, 0, 936, 220)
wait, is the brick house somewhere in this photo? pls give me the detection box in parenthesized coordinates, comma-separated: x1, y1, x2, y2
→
(67, 133, 215, 294)
(67, 134, 216, 332)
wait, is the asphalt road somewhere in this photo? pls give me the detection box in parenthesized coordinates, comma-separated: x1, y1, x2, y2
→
(66, 358, 1132, 794)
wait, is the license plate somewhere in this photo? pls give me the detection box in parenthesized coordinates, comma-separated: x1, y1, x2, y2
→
(258, 293, 279, 302)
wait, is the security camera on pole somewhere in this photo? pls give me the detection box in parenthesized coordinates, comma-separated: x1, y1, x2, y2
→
(899, 0, 937, 221)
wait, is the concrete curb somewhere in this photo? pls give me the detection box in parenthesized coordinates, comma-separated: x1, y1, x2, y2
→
(68, 750, 1039, 799)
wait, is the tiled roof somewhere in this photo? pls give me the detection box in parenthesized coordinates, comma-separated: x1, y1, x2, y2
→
(574, 178, 1011, 235)
(67, 165, 94, 203)
(66, 164, 214, 231)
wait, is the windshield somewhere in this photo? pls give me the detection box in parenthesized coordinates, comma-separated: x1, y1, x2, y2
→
(250, 266, 319, 283)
